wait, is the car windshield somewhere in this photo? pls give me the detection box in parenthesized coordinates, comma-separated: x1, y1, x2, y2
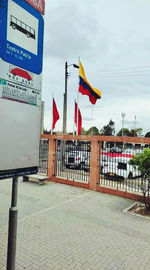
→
(110, 147, 122, 153)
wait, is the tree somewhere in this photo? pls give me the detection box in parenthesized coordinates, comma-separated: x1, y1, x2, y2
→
(117, 128, 130, 136)
(129, 148, 150, 176)
(117, 128, 143, 137)
(136, 128, 143, 137)
(129, 128, 143, 137)
(81, 127, 87, 135)
(43, 128, 50, 134)
(100, 120, 115, 136)
(129, 148, 150, 210)
(145, 132, 150, 138)
(129, 129, 137, 137)
(86, 126, 99, 135)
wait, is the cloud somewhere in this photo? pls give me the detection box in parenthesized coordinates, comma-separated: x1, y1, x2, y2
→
(44, 1, 108, 59)
(83, 117, 92, 121)
(42, 0, 150, 135)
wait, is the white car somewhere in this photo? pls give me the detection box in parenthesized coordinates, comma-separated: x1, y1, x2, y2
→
(65, 150, 89, 169)
(80, 153, 109, 172)
(65, 151, 109, 172)
(103, 156, 141, 179)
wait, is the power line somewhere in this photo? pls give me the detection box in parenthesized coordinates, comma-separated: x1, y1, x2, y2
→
(71, 70, 150, 79)
(71, 74, 150, 79)
(71, 64, 150, 78)
(87, 73, 150, 79)
(87, 65, 150, 72)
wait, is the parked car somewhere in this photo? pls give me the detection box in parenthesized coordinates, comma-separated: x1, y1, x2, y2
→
(122, 149, 133, 155)
(64, 147, 142, 179)
(65, 150, 89, 169)
(103, 156, 141, 180)
(80, 153, 109, 172)
(65, 150, 108, 172)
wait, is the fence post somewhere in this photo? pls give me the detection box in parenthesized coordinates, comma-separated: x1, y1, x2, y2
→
(89, 138, 100, 190)
(47, 137, 56, 180)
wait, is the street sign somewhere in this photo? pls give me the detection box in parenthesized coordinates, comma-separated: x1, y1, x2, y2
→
(0, 0, 44, 180)
(0, 99, 41, 179)
(0, 59, 42, 106)
(0, 58, 42, 180)
(0, 0, 44, 74)
(25, 0, 45, 15)
(0, 1, 45, 268)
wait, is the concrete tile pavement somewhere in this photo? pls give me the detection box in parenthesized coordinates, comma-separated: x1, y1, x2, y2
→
(0, 178, 150, 269)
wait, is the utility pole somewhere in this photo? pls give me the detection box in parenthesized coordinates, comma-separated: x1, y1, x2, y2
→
(63, 62, 79, 134)
(63, 62, 68, 134)
(121, 112, 126, 136)
(134, 114, 136, 136)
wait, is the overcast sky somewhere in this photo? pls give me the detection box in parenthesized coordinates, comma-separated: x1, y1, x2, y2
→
(42, 0, 150, 135)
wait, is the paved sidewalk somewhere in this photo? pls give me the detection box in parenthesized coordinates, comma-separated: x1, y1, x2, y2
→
(0, 178, 150, 270)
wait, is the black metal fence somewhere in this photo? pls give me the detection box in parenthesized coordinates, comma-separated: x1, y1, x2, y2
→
(39, 139, 48, 174)
(39, 137, 150, 194)
(55, 140, 90, 183)
(100, 142, 150, 193)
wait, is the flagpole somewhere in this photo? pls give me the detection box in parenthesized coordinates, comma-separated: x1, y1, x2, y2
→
(77, 89, 79, 136)
(91, 104, 93, 128)
(77, 57, 80, 135)
(51, 92, 53, 135)
(73, 99, 76, 135)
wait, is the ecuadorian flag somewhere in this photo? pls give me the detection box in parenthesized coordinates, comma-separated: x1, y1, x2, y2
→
(79, 61, 101, 105)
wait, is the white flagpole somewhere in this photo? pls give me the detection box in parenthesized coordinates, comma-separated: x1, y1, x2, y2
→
(51, 92, 53, 135)
(91, 104, 93, 128)
(77, 89, 79, 136)
(73, 99, 76, 135)
(77, 57, 80, 135)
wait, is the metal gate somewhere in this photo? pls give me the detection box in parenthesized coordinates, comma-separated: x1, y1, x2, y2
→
(39, 139, 48, 174)
(100, 142, 150, 193)
(55, 140, 90, 183)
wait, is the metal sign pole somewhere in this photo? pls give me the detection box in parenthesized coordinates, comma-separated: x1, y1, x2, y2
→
(6, 176, 18, 270)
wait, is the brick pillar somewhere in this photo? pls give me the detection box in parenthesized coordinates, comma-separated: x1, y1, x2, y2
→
(89, 138, 100, 190)
(47, 138, 56, 180)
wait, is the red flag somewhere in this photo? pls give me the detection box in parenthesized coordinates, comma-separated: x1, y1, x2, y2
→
(52, 98, 60, 130)
(75, 102, 82, 135)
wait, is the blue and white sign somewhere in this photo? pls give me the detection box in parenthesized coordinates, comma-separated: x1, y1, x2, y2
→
(0, 59, 42, 107)
(0, 0, 44, 74)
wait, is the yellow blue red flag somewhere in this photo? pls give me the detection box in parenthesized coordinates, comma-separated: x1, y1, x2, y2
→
(79, 61, 101, 104)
